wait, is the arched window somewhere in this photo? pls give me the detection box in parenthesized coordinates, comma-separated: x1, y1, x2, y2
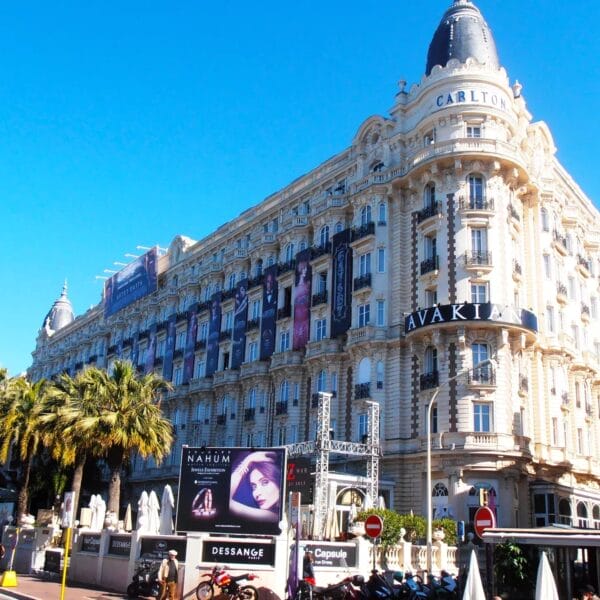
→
(425, 183, 436, 208)
(378, 202, 387, 224)
(360, 205, 372, 226)
(285, 243, 295, 263)
(433, 483, 448, 497)
(299, 240, 307, 251)
(320, 225, 330, 247)
(335, 221, 343, 234)
(267, 255, 275, 267)
(255, 259, 263, 277)
(468, 174, 485, 208)
(371, 161, 384, 172)
(317, 369, 327, 392)
(577, 502, 589, 528)
(593, 505, 600, 529)
(280, 380, 289, 402)
(358, 357, 371, 383)
(228, 273, 236, 290)
(558, 498, 572, 525)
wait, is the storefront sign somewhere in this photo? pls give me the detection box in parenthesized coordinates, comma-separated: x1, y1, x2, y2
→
(140, 537, 187, 561)
(80, 534, 101, 554)
(201, 540, 275, 565)
(107, 535, 131, 557)
(44, 550, 62, 573)
(303, 543, 357, 568)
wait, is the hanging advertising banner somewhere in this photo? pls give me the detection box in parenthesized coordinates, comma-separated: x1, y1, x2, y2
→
(176, 447, 286, 536)
(206, 293, 222, 377)
(231, 279, 249, 370)
(104, 247, 159, 317)
(292, 249, 312, 350)
(183, 304, 199, 384)
(131, 331, 140, 369)
(260, 265, 278, 360)
(286, 457, 313, 503)
(330, 229, 353, 337)
(145, 324, 157, 374)
(162, 315, 177, 381)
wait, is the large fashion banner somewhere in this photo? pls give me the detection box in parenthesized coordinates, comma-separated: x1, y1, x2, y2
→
(183, 303, 199, 384)
(260, 265, 278, 360)
(206, 293, 222, 377)
(330, 229, 353, 337)
(292, 249, 312, 350)
(131, 332, 140, 369)
(176, 447, 286, 536)
(104, 247, 158, 317)
(231, 279, 249, 370)
(144, 324, 157, 374)
(162, 315, 177, 381)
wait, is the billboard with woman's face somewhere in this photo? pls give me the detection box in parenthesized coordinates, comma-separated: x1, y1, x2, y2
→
(176, 447, 286, 536)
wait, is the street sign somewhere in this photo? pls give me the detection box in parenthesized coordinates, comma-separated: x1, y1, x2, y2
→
(473, 506, 496, 538)
(364, 514, 384, 539)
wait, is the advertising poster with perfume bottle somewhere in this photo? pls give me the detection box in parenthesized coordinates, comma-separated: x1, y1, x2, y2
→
(176, 447, 286, 536)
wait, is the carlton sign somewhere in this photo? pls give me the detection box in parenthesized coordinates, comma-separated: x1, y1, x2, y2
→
(404, 303, 537, 335)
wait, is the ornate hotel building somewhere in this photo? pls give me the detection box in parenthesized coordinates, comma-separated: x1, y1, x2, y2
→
(30, 0, 600, 531)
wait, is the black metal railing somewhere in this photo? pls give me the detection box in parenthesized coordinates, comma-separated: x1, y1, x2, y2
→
(460, 198, 494, 211)
(216, 414, 226, 425)
(465, 251, 492, 266)
(195, 339, 207, 350)
(420, 256, 439, 275)
(415, 202, 441, 224)
(519, 375, 529, 392)
(353, 273, 372, 291)
(312, 290, 328, 306)
(278, 260, 296, 274)
(420, 371, 439, 391)
(248, 274, 264, 289)
(277, 305, 292, 320)
(354, 383, 371, 400)
(310, 243, 332, 259)
(247, 318, 261, 330)
(219, 330, 232, 341)
(173, 348, 184, 359)
(557, 283, 568, 297)
(468, 367, 496, 385)
(275, 401, 288, 415)
(244, 408, 255, 421)
(508, 204, 521, 221)
(351, 221, 375, 242)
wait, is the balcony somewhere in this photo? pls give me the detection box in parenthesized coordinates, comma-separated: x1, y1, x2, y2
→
(420, 256, 439, 275)
(464, 251, 492, 269)
(275, 401, 288, 416)
(552, 230, 568, 255)
(173, 348, 184, 360)
(513, 260, 522, 280)
(197, 301, 211, 314)
(346, 325, 388, 347)
(209, 261, 223, 273)
(351, 221, 375, 243)
(415, 202, 441, 224)
(306, 338, 342, 358)
(420, 371, 439, 391)
(277, 305, 292, 320)
(195, 339, 207, 351)
(507, 203, 521, 222)
(188, 377, 213, 392)
(312, 290, 328, 306)
(556, 283, 568, 304)
(458, 198, 494, 212)
(353, 273, 372, 291)
(577, 255, 592, 277)
(247, 318, 260, 330)
(467, 367, 496, 386)
(354, 382, 371, 400)
(310, 243, 332, 260)
(248, 274, 264, 289)
(278, 260, 295, 275)
(239, 360, 269, 378)
(244, 407, 256, 421)
(270, 350, 303, 369)
(221, 288, 236, 301)
(519, 375, 529, 394)
(219, 330, 232, 341)
(216, 414, 226, 425)
(581, 303, 591, 322)
(176, 311, 187, 323)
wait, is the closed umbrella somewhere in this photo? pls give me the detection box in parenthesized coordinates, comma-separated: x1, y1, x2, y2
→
(462, 550, 485, 600)
(88, 494, 99, 530)
(123, 503, 133, 532)
(148, 490, 161, 534)
(159, 485, 174, 535)
(137, 490, 149, 533)
(535, 551, 559, 600)
(96, 496, 106, 531)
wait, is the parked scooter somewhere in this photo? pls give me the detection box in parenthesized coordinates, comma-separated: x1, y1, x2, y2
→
(127, 559, 161, 598)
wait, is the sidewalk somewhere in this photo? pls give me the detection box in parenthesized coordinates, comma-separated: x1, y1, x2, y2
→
(0, 573, 127, 600)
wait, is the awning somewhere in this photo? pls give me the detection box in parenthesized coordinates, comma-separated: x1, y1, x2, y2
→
(482, 526, 600, 547)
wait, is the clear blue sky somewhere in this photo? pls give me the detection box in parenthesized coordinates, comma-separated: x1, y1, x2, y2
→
(1, 1, 599, 376)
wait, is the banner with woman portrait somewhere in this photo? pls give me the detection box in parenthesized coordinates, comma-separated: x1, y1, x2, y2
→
(231, 279, 249, 370)
(331, 229, 353, 337)
(183, 303, 199, 384)
(176, 447, 286, 536)
(206, 293, 222, 377)
(260, 265, 278, 360)
(292, 249, 312, 350)
(162, 315, 177, 381)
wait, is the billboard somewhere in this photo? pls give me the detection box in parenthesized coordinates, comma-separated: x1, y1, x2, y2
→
(206, 293, 222, 377)
(176, 447, 286, 536)
(260, 265, 278, 360)
(292, 249, 312, 350)
(104, 247, 158, 317)
(330, 229, 353, 337)
(162, 315, 177, 381)
(183, 304, 198, 384)
(231, 279, 249, 370)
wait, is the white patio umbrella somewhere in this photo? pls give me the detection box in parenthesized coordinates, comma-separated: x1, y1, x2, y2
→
(88, 494, 99, 530)
(148, 490, 161, 534)
(535, 551, 559, 600)
(96, 496, 106, 530)
(462, 550, 485, 600)
(123, 503, 133, 532)
(159, 484, 175, 535)
(377, 495, 386, 510)
(136, 490, 149, 533)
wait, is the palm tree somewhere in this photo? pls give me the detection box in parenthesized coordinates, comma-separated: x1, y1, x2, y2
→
(72, 361, 173, 514)
(0, 376, 49, 521)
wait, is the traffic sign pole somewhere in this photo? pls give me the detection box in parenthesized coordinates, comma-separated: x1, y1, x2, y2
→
(364, 515, 384, 572)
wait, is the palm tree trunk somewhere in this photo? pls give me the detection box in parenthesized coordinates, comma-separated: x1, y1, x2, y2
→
(17, 454, 34, 522)
(107, 465, 121, 515)
(70, 454, 87, 521)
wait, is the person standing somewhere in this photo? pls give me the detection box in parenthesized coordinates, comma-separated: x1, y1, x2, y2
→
(158, 550, 179, 600)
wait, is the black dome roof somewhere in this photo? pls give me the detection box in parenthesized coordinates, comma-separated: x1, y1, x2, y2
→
(426, 0, 500, 76)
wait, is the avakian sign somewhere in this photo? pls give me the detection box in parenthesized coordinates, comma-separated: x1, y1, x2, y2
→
(404, 303, 537, 334)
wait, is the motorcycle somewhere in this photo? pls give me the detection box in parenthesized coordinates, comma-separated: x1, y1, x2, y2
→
(127, 559, 161, 598)
(296, 575, 364, 600)
(196, 565, 259, 600)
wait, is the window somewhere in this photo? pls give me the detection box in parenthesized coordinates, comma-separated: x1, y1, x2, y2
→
(228, 273, 236, 290)
(425, 183, 436, 208)
(176, 332, 186, 349)
(378, 202, 387, 224)
(267, 255, 275, 267)
(471, 228, 488, 257)
(359, 253, 372, 276)
(466, 124, 481, 138)
(195, 360, 205, 378)
(252, 300, 261, 320)
(317, 370, 327, 392)
(280, 380, 289, 402)
(376, 361, 384, 389)
(173, 366, 183, 386)
(360, 205, 372, 225)
(426, 288, 438, 306)
(225, 311, 233, 332)
(552, 417, 559, 446)
(157, 339, 166, 357)
(377, 248, 385, 273)
(247, 388, 256, 409)
(358, 413, 369, 441)
(317, 271, 327, 293)
(319, 226, 330, 247)
(546, 306, 555, 333)
(425, 346, 438, 373)
(376, 300, 385, 326)
(247, 341, 258, 362)
(424, 235, 437, 260)
(471, 283, 488, 303)
(474, 403, 491, 432)
(541, 208, 550, 232)
(315, 319, 327, 341)
(255, 260, 263, 277)
(285, 243, 295, 263)
(358, 304, 370, 328)
(577, 428, 584, 455)
(335, 221, 343, 234)
(245, 432, 254, 447)
(424, 130, 435, 146)
(279, 330, 290, 352)
(277, 427, 287, 445)
(543, 255, 551, 279)
(468, 175, 484, 206)
(430, 404, 438, 434)
(472, 342, 489, 367)
(290, 424, 298, 444)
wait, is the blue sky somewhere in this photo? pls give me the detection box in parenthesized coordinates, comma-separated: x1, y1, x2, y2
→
(1, 1, 599, 376)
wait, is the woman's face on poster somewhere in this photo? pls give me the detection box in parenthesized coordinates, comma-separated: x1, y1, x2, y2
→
(249, 468, 279, 511)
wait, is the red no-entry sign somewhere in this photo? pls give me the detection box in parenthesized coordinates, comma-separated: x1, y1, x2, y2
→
(364, 514, 384, 539)
(474, 506, 496, 538)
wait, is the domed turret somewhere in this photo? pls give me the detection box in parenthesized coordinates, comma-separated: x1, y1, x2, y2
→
(426, 0, 500, 76)
(42, 282, 74, 335)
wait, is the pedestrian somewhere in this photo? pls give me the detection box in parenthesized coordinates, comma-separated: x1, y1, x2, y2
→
(158, 549, 179, 600)
(302, 551, 316, 586)
(579, 584, 600, 600)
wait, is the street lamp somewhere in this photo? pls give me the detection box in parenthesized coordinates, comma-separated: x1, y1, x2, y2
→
(425, 357, 495, 574)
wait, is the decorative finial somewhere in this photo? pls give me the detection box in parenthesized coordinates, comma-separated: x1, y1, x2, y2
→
(398, 79, 407, 93)
(513, 80, 522, 98)
(61, 279, 68, 297)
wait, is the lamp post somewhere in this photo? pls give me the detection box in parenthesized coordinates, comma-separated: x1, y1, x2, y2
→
(425, 358, 494, 574)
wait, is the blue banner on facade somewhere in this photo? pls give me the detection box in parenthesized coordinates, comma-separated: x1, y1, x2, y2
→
(162, 315, 177, 381)
(206, 293, 222, 377)
(260, 266, 278, 360)
(183, 304, 199, 384)
(104, 247, 158, 317)
(131, 332, 140, 369)
(231, 279, 249, 370)
(331, 229, 353, 337)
